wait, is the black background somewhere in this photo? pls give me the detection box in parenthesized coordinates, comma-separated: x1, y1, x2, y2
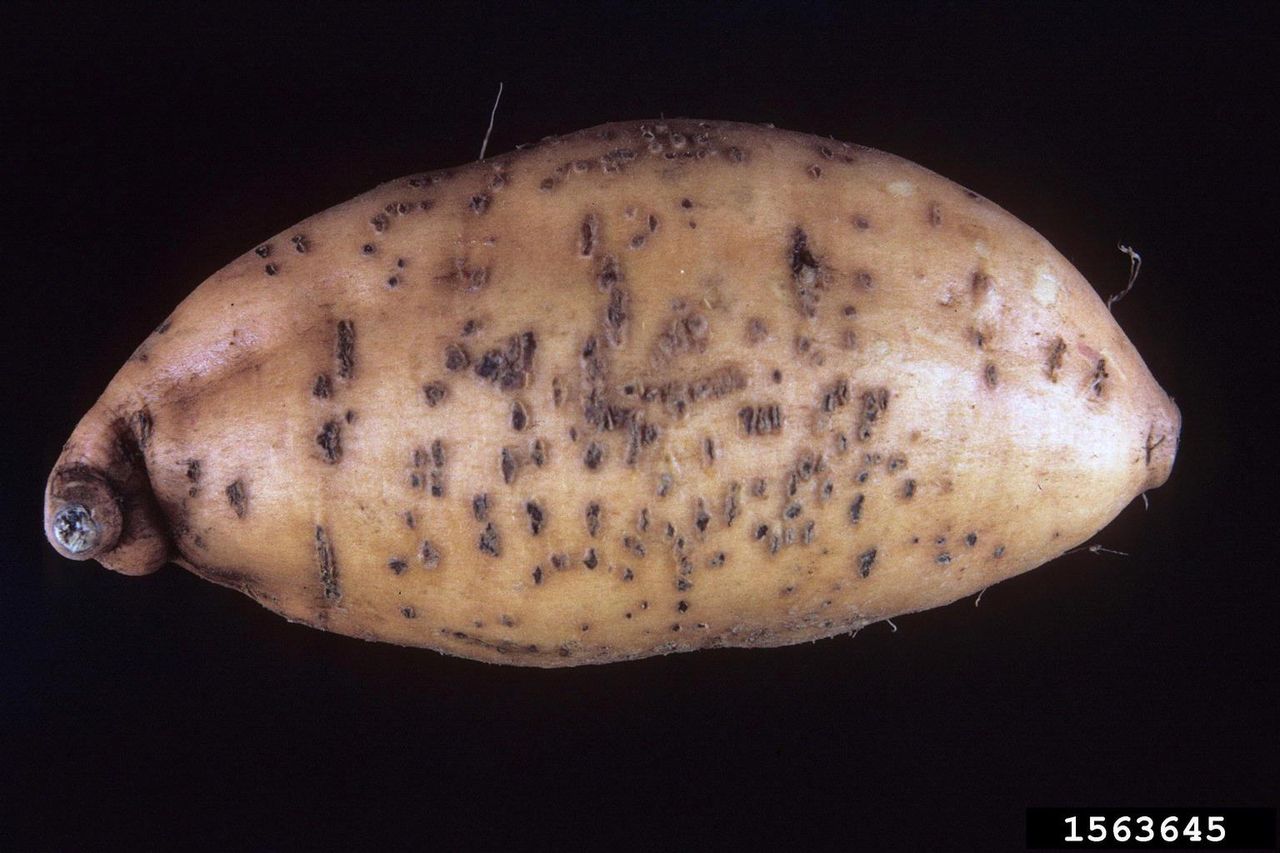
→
(3, 2, 1277, 849)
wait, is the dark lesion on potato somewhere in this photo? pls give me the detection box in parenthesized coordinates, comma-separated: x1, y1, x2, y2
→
(604, 286, 630, 347)
(857, 548, 877, 578)
(739, 404, 783, 436)
(652, 311, 711, 363)
(316, 420, 342, 463)
(526, 501, 545, 535)
(723, 482, 741, 526)
(511, 401, 528, 431)
(849, 493, 865, 522)
(501, 447, 520, 485)
(315, 525, 340, 599)
(580, 214, 599, 257)
(313, 374, 333, 399)
(856, 388, 889, 441)
(129, 408, 154, 450)
(971, 270, 992, 299)
(420, 540, 441, 568)
(225, 479, 248, 518)
(585, 501, 602, 537)
(596, 255, 622, 292)
(1089, 358, 1109, 397)
(1046, 336, 1067, 381)
(423, 381, 448, 407)
(789, 227, 823, 317)
(478, 523, 501, 557)
(336, 320, 356, 379)
(694, 500, 712, 534)
(444, 343, 471, 372)
(1144, 428, 1167, 466)
(475, 331, 537, 390)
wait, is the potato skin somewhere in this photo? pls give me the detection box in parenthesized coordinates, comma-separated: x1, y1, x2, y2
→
(43, 119, 1180, 666)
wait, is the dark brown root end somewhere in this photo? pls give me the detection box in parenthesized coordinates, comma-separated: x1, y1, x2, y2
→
(45, 468, 122, 561)
(44, 409, 171, 575)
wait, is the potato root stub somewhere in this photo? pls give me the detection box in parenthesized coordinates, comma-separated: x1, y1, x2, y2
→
(43, 119, 1180, 666)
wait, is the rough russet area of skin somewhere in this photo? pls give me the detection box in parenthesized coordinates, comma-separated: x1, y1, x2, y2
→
(44, 119, 1179, 666)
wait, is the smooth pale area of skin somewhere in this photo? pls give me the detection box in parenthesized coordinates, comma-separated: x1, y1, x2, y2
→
(45, 119, 1179, 666)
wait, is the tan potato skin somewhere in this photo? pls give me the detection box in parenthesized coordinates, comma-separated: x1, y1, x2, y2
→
(43, 119, 1180, 666)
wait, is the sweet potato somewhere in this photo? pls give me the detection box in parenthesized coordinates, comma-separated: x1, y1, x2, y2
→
(43, 119, 1180, 666)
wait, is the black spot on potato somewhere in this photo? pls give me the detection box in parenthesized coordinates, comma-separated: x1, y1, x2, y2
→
(501, 447, 519, 485)
(316, 421, 342, 463)
(479, 524, 501, 557)
(315, 526, 339, 599)
(789, 228, 823, 317)
(420, 540, 441, 568)
(526, 501, 545, 535)
(857, 388, 889, 442)
(225, 480, 247, 518)
(857, 548, 877, 578)
(739, 404, 783, 436)
(423, 381, 448, 407)
(1090, 358, 1109, 397)
(1047, 336, 1067, 381)
(475, 331, 537, 390)
(445, 343, 470, 372)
